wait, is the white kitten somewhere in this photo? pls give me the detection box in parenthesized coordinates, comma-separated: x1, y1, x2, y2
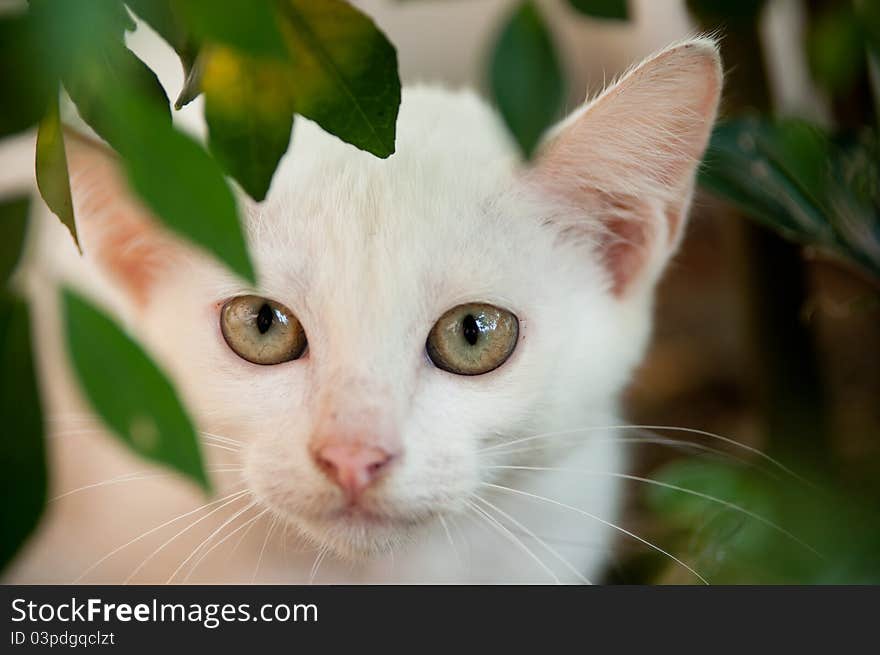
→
(9, 38, 721, 583)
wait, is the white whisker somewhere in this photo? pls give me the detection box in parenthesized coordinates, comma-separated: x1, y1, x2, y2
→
(472, 494, 591, 584)
(485, 465, 822, 558)
(199, 431, 244, 447)
(490, 435, 761, 472)
(481, 424, 809, 486)
(483, 481, 709, 584)
(437, 514, 462, 570)
(252, 515, 279, 584)
(186, 508, 270, 582)
(51, 468, 243, 502)
(228, 509, 267, 562)
(168, 501, 258, 584)
(308, 546, 328, 585)
(73, 488, 248, 583)
(200, 442, 240, 454)
(122, 491, 251, 584)
(464, 498, 560, 584)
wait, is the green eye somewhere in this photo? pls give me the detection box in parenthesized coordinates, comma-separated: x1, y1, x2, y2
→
(426, 303, 519, 376)
(220, 295, 307, 365)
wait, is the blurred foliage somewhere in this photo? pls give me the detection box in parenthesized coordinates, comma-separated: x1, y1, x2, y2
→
(490, 1, 565, 158)
(35, 96, 77, 250)
(685, 0, 766, 25)
(174, 0, 288, 60)
(483, 0, 880, 584)
(567, 0, 628, 21)
(63, 290, 210, 492)
(649, 461, 880, 583)
(0, 12, 53, 138)
(0, 197, 30, 287)
(700, 118, 880, 279)
(0, 296, 46, 574)
(808, 4, 866, 95)
(202, 46, 296, 201)
(656, 0, 880, 585)
(0, 198, 46, 573)
(807, 0, 880, 96)
(112, 90, 256, 283)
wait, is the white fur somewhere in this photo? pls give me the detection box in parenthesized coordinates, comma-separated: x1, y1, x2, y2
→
(7, 38, 720, 583)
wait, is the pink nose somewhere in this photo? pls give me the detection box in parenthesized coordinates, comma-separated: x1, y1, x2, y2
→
(312, 441, 395, 500)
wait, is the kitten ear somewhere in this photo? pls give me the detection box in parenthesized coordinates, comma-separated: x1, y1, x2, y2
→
(64, 131, 178, 306)
(529, 38, 722, 297)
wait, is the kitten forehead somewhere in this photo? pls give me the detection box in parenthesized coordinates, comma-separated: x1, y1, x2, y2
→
(255, 86, 517, 242)
(235, 87, 552, 326)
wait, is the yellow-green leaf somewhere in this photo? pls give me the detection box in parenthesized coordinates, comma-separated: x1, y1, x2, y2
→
(203, 46, 295, 200)
(35, 93, 78, 251)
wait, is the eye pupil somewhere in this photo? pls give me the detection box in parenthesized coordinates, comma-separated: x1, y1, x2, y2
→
(462, 314, 480, 346)
(256, 303, 274, 334)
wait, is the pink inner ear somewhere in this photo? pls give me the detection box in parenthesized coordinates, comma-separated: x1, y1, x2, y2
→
(602, 213, 654, 297)
(66, 133, 171, 306)
(528, 40, 722, 298)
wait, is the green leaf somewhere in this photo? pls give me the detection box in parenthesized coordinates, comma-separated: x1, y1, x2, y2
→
(275, 0, 401, 158)
(0, 296, 47, 572)
(862, 1, 880, 55)
(35, 94, 79, 251)
(62, 45, 255, 284)
(807, 6, 866, 95)
(203, 46, 295, 200)
(648, 459, 880, 583)
(0, 12, 54, 137)
(63, 40, 172, 152)
(176, 0, 287, 59)
(47, 0, 253, 283)
(699, 118, 880, 279)
(125, 0, 199, 108)
(125, 0, 197, 71)
(490, 1, 566, 159)
(114, 2, 137, 32)
(63, 289, 209, 491)
(567, 0, 628, 21)
(685, 0, 767, 25)
(175, 50, 205, 109)
(110, 93, 256, 284)
(0, 197, 30, 287)
(29, 0, 134, 79)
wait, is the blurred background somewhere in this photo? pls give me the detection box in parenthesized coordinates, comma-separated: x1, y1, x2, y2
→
(350, 0, 880, 582)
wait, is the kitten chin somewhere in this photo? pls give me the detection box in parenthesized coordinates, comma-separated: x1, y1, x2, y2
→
(289, 510, 427, 561)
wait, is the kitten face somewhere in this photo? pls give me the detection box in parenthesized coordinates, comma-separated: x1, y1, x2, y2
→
(143, 89, 633, 557)
(66, 40, 722, 561)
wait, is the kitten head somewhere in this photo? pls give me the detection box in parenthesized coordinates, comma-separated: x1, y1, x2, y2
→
(65, 39, 721, 559)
